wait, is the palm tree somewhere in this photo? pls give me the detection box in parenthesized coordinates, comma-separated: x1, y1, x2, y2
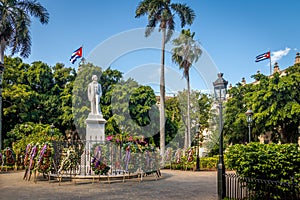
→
(135, 0, 195, 156)
(0, 0, 49, 149)
(172, 29, 202, 149)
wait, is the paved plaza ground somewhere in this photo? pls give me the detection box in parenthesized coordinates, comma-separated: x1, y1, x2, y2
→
(0, 169, 217, 200)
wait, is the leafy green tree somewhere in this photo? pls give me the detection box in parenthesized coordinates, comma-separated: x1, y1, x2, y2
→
(161, 96, 180, 148)
(2, 57, 77, 147)
(109, 78, 159, 140)
(52, 63, 76, 132)
(224, 64, 300, 144)
(168, 90, 213, 149)
(197, 92, 214, 139)
(10, 122, 62, 157)
(224, 82, 253, 144)
(165, 96, 180, 124)
(2, 83, 39, 134)
(99, 67, 122, 120)
(172, 29, 202, 148)
(248, 64, 300, 143)
(0, 0, 49, 149)
(129, 85, 157, 127)
(135, 0, 195, 156)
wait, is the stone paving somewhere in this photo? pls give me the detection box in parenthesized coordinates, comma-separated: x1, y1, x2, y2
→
(0, 169, 217, 200)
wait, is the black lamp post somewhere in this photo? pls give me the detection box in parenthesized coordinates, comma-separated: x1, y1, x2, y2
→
(213, 73, 228, 200)
(195, 125, 201, 171)
(245, 109, 253, 143)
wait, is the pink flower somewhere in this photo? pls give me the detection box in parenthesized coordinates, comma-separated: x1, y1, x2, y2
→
(106, 135, 113, 141)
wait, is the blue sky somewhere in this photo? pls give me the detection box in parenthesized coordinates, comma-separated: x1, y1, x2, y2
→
(19, 0, 300, 93)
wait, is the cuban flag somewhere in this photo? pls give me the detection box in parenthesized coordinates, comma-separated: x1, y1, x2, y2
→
(255, 51, 270, 62)
(70, 47, 82, 64)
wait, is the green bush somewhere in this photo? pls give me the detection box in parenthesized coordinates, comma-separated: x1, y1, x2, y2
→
(226, 142, 300, 182)
(200, 156, 218, 170)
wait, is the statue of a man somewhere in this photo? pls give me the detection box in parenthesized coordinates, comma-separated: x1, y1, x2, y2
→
(88, 75, 102, 115)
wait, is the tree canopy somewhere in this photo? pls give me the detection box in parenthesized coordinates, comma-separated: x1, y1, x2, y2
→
(224, 64, 300, 144)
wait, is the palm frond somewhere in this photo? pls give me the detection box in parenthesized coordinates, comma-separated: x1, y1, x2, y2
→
(171, 29, 202, 78)
(135, 0, 154, 18)
(165, 16, 174, 43)
(171, 3, 195, 27)
(0, 0, 48, 58)
(18, 0, 49, 24)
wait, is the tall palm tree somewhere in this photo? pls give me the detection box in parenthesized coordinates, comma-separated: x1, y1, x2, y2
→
(0, 0, 49, 149)
(135, 0, 195, 156)
(172, 29, 202, 149)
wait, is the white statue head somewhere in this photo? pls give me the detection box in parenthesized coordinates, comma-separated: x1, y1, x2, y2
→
(92, 75, 98, 81)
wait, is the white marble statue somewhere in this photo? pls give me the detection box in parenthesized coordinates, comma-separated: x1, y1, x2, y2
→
(87, 75, 102, 115)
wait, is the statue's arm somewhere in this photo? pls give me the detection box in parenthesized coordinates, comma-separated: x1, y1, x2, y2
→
(87, 84, 92, 101)
(98, 83, 102, 96)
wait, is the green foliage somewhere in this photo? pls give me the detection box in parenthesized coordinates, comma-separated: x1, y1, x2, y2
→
(129, 85, 156, 127)
(226, 143, 300, 182)
(200, 156, 218, 170)
(225, 64, 300, 144)
(172, 29, 202, 149)
(175, 90, 213, 148)
(2, 57, 76, 146)
(172, 29, 201, 79)
(224, 82, 253, 144)
(164, 97, 180, 146)
(10, 122, 62, 156)
(135, 0, 195, 42)
(0, 0, 49, 58)
(108, 78, 160, 141)
(166, 153, 218, 171)
(2, 56, 161, 151)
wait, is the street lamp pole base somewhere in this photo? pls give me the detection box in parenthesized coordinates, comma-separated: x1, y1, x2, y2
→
(195, 157, 200, 171)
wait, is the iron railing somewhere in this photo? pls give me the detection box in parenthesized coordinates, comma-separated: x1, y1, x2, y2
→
(51, 140, 161, 177)
(225, 173, 300, 200)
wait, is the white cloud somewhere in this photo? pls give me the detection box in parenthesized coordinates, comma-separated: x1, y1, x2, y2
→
(271, 47, 291, 64)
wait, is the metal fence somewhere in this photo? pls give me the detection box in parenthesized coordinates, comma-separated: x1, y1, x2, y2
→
(225, 173, 300, 200)
(51, 140, 161, 177)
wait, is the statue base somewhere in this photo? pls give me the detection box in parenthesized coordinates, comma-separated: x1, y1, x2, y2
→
(81, 113, 106, 175)
(85, 113, 106, 142)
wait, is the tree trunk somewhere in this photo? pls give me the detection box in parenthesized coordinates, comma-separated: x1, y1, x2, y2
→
(187, 71, 191, 148)
(0, 38, 5, 151)
(184, 120, 188, 150)
(0, 38, 6, 64)
(160, 28, 166, 159)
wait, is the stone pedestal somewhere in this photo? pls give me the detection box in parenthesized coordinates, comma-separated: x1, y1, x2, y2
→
(85, 114, 106, 142)
(81, 114, 106, 175)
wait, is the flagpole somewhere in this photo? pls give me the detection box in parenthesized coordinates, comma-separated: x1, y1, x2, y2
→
(269, 51, 272, 75)
(81, 45, 85, 64)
